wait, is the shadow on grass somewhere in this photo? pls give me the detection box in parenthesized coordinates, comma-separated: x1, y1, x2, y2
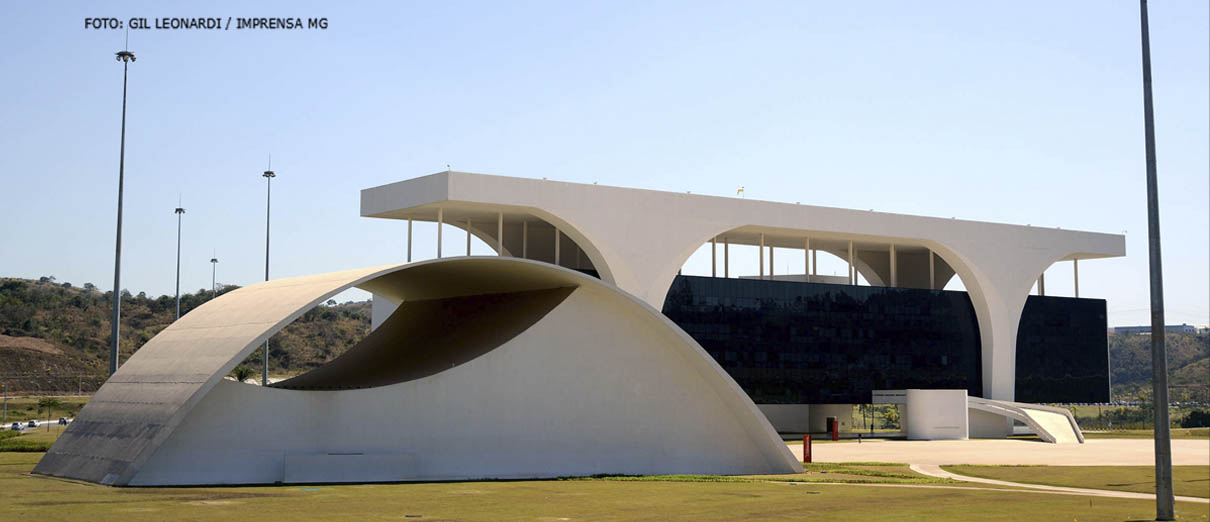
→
(14, 453, 950, 489)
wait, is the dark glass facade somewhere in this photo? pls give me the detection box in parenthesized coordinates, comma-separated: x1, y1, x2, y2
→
(661, 275, 1108, 404)
(1015, 295, 1109, 403)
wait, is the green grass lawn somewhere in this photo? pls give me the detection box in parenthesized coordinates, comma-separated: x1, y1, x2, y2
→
(0, 426, 65, 451)
(944, 464, 1210, 499)
(1067, 404, 1207, 427)
(0, 453, 1206, 521)
(1006, 428, 1208, 442)
(744, 462, 953, 485)
(1082, 428, 1210, 439)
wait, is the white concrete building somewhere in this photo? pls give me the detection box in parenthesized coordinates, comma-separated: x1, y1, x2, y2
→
(37, 171, 1122, 485)
(361, 171, 1124, 403)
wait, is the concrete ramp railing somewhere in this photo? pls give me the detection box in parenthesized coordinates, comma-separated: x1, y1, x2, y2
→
(968, 397, 1084, 444)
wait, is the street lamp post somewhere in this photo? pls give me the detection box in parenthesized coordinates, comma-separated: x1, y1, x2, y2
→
(109, 47, 136, 376)
(210, 252, 219, 298)
(262, 163, 276, 386)
(174, 202, 186, 320)
(1138, 1, 1174, 519)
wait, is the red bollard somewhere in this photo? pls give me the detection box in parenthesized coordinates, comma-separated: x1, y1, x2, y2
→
(803, 434, 812, 463)
(831, 419, 839, 441)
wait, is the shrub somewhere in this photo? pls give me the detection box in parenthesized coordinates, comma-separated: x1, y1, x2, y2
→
(1180, 410, 1210, 428)
(231, 365, 255, 383)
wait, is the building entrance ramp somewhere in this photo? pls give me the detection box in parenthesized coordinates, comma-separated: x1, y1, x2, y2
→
(968, 397, 1084, 444)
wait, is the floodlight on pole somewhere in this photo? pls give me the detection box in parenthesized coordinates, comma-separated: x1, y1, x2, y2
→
(262, 157, 275, 386)
(174, 199, 186, 320)
(109, 44, 136, 376)
(210, 251, 218, 299)
(1138, 1, 1174, 519)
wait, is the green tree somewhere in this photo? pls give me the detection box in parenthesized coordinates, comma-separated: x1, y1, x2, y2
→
(883, 405, 901, 430)
(37, 397, 62, 431)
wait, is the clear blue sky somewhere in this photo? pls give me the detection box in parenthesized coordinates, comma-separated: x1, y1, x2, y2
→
(1, 1, 1206, 326)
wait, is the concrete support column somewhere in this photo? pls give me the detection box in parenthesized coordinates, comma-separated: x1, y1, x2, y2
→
(497, 212, 504, 256)
(711, 237, 717, 277)
(847, 240, 854, 285)
(406, 218, 412, 263)
(929, 249, 935, 289)
(1073, 259, 1079, 298)
(724, 237, 729, 278)
(890, 243, 897, 288)
(936, 245, 1070, 401)
(812, 248, 817, 278)
(971, 290, 1032, 401)
(554, 227, 561, 266)
(522, 222, 528, 259)
(804, 237, 809, 281)
(437, 208, 443, 259)
(1038, 272, 1046, 296)
(759, 234, 765, 280)
(466, 218, 472, 256)
(769, 245, 774, 278)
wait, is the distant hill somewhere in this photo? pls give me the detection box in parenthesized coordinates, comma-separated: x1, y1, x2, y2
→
(1109, 331, 1209, 403)
(0, 277, 370, 393)
(1, 276, 1206, 400)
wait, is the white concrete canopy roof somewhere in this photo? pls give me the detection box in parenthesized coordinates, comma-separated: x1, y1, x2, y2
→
(361, 171, 1125, 401)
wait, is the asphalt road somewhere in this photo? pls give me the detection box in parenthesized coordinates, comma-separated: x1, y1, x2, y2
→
(5, 417, 72, 432)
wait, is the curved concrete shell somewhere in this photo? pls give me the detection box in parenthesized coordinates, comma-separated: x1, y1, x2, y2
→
(35, 257, 800, 486)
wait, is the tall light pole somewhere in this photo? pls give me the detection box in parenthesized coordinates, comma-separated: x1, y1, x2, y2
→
(174, 200, 186, 320)
(262, 160, 275, 386)
(210, 251, 218, 299)
(109, 46, 136, 376)
(1138, 1, 1174, 519)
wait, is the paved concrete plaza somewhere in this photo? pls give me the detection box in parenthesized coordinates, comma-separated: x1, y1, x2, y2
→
(793, 438, 1210, 466)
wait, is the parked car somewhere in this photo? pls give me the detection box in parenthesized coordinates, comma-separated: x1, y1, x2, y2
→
(8, 423, 19, 431)
(57, 417, 68, 426)
(27, 420, 38, 428)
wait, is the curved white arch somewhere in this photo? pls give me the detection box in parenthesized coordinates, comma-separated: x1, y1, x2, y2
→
(363, 172, 1125, 402)
(921, 240, 1074, 401)
(438, 207, 617, 285)
(617, 219, 1068, 402)
(450, 220, 516, 257)
(518, 207, 620, 285)
(36, 257, 800, 486)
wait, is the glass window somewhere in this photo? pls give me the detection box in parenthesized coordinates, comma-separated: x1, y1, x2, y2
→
(662, 276, 1108, 404)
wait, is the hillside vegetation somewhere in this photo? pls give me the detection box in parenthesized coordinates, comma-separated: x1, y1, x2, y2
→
(0, 277, 370, 392)
(0, 276, 1205, 399)
(1110, 331, 1209, 403)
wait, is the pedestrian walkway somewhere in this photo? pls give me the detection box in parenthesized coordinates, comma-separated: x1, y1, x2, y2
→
(789, 438, 1210, 466)
(910, 463, 1209, 504)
